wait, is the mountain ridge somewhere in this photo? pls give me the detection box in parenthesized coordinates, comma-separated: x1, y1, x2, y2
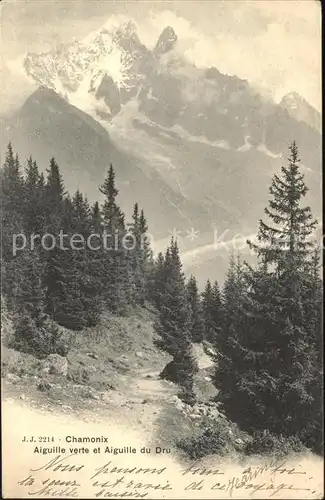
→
(280, 91, 321, 133)
(23, 19, 320, 136)
(2, 19, 321, 283)
(1, 86, 208, 239)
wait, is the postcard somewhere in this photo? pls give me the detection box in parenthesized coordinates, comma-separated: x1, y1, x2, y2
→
(1, 1, 323, 498)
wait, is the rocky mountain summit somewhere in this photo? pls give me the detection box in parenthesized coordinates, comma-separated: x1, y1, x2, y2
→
(154, 26, 178, 56)
(24, 20, 154, 119)
(24, 18, 320, 158)
(3, 17, 320, 283)
(280, 91, 321, 133)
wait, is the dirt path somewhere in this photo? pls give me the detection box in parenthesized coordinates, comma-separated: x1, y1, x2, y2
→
(3, 394, 323, 500)
(133, 368, 175, 399)
(3, 355, 323, 500)
(96, 366, 178, 438)
(2, 343, 214, 434)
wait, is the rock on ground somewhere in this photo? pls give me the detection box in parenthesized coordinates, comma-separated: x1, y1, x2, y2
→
(6, 373, 20, 384)
(42, 354, 68, 376)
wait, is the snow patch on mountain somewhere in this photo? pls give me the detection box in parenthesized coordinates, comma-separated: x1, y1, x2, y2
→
(82, 14, 137, 45)
(170, 124, 231, 150)
(237, 136, 252, 152)
(256, 143, 282, 159)
(24, 17, 147, 114)
(21, 15, 320, 195)
(96, 46, 131, 89)
(106, 99, 283, 163)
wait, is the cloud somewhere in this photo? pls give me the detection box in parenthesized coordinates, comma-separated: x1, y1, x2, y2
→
(137, 9, 195, 49)
(1, 1, 321, 113)
(135, 4, 321, 111)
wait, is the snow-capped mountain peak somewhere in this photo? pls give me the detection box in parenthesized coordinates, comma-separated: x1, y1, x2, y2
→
(280, 91, 321, 132)
(154, 26, 178, 55)
(23, 18, 321, 144)
(23, 18, 152, 116)
(280, 91, 311, 114)
(24, 20, 180, 120)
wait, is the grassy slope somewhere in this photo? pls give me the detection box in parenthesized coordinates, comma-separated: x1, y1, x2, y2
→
(1, 304, 218, 449)
(2, 302, 323, 500)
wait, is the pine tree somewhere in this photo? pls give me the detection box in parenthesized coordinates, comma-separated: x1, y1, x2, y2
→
(44, 190, 102, 330)
(89, 201, 106, 307)
(300, 245, 323, 452)
(71, 190, 92, 234)
(246, 143, 320, 440)
(100, 164, 129, 312)
(128, 204, 153, 306)
(13, 248, 45, 321)
(38, 172, 45, 190)
(212, 252, 246, 419)
(154, 239, 198, 398)
(150, 252, 166, 308)
(1, 143, 24, 261)
(139, 208, 153, 264)
(25, 156, 39, 186)
(1, 144, 24, 207)
(1, 145, 28, 310)
(43, 157, 66, 309)
(303, 246, 323, 363)
(100, 164, 125, 233)
(127, 203, 144, 305)
(1, 148, 67, 350)
(211, 280, 223, 346)
(43, 171, 102, 330)
(91, 201, 103, 233)
(71, 191, 103, 326)
(45, 241, 86, 331)
(23, 156, 46, 234)
(248, 141, 317, 282)
(222, 253, 245, 333)
(132, 202, 140, 231)
(202, 279, 223, 346)
(187, 275, 204, 343)
(43, 160, 70, 323)
(202, 279, 213, 338)
(44, 157, 65, 233)
(216, 143, 321, 451)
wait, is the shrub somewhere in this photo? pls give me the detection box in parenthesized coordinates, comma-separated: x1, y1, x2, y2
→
(160, 353, 198, 388)
(178, 386, 196, 406)
(244, 429, 306, 457)
(9, 314, 66, 359)
(1, 295, 14, 346)
(177, 417, 233, 459)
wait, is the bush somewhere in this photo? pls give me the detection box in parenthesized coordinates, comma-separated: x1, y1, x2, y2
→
(177, 417, 233, 459)
(178, 386, 196, 406)
(160, 353, 198, 388)
(9, 314, 67, 359)
(1, 295, 14, 346)
(244, 429, 306, 457)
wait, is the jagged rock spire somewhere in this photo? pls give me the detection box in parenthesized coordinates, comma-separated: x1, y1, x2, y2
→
(154, 26, 177, 56)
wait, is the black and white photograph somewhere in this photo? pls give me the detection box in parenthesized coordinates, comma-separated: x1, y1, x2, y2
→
(1, 0, 323, 498)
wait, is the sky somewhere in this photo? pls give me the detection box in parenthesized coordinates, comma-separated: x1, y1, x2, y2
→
(0, 0, 322, 113)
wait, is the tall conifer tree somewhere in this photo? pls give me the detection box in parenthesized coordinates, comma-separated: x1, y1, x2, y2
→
(202, 279, 223, 346)
(187, 275, 204, 343)
(155, 239, 198, 398)
(100, 164, 128, 312)
(215, 143, 321, 451)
